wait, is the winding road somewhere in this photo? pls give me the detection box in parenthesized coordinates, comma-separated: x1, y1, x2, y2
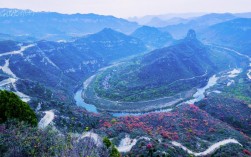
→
(0, 44, 34, 102)
(117, 135, 151, 152)
(38, 110, 55, 129)
(172, 138, 242, 156)
(0, 44, 35, 57)
(81, 132, 102, 146)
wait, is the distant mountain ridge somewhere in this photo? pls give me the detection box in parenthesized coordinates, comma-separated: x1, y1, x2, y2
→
(128, 12, 205, 26)
(161, 13, 237, 39)
(131, 26, 173, 49)
(0, 8, 34, 17)
(0, 8, 139, 41)
(130, 12, 251, 28)
(75, 28, 146, 60)
(201, 18, 251, 56)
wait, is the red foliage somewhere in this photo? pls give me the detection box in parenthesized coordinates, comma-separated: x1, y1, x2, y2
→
(147, 143, 153, 149)
(209, 127, 216, 132)
(99, 104, 234, 146)
(102, 121, 112, 128)
(243, 149, 251, 156)
(189, 104, 199, 112)
(158, 128, 179, 140)
(160, 130, 171, 139)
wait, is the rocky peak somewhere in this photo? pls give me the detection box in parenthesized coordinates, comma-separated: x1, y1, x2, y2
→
(186, 29, 197, 40)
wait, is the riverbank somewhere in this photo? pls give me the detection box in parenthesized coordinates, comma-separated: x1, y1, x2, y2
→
(74, 45, 250, 116)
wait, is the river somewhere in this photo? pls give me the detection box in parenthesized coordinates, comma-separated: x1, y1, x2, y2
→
(75, 65, 245, 117)
(214, 46, 251, 80)
(75, 45, 250, 116)
(74, 90, 98, 113)
(74, 88, 173, 116)
(185, 75, 219, 104)
(74, 74, 220, 117)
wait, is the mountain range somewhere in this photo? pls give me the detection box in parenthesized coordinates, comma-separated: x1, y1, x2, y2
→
(201, 18, 251, 56)
(131, 26, 173, 49)
(0, 8, 139, 41)
(130, 12, 251, 27)
(0, 28, 146, 103)
(1, 8, 251, 157)
(91, 30, 245, 102)
(161, 13, 237, 39)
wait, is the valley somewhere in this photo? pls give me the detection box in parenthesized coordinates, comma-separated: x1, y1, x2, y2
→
(81, 31, 249, 114)
(1, 8, 251, 157)
(75, 61, 248, 115)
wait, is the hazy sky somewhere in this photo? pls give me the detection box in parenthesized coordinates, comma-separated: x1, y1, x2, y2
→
(0, 0, 251, 18)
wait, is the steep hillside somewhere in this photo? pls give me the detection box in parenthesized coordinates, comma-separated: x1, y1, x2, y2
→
(75, 28, 146, 60)
(91, 30, 243, 103)
(197, 95, 251, 136)
(96, 104, 251, 156)
(0, 29, 146, 103)
(201, 18, 251, 56)
(0, 40, 20, 53)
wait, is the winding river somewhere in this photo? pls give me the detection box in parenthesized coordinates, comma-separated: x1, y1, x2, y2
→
(74, 73, 221, 117)
(213, 46, 251, 80)
(74, 45, 250, 117)
(74, 90, 98, 113)
(74, 89, 173, 116)
(185, 75, 218, 104)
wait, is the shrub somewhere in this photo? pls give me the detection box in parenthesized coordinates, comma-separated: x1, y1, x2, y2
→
(102, 137, 120, 157)
(0, 90, 38, 126)
(111, 118, 117, 124)
(0, 120, 64, 156)
(110, 145, 120, 157)
(0, 120, 110, 157)
(243, 149, 251, 156)
(103, 137, 112, 148)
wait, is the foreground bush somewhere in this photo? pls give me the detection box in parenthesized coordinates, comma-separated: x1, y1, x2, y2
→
(0, 120, 64, 156)
(102, 137, 120, 157)
(0, 90, 37, 126)
(0, 120, 110, 157)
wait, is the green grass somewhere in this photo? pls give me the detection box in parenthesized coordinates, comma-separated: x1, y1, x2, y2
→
(223, 77, 251, 104)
